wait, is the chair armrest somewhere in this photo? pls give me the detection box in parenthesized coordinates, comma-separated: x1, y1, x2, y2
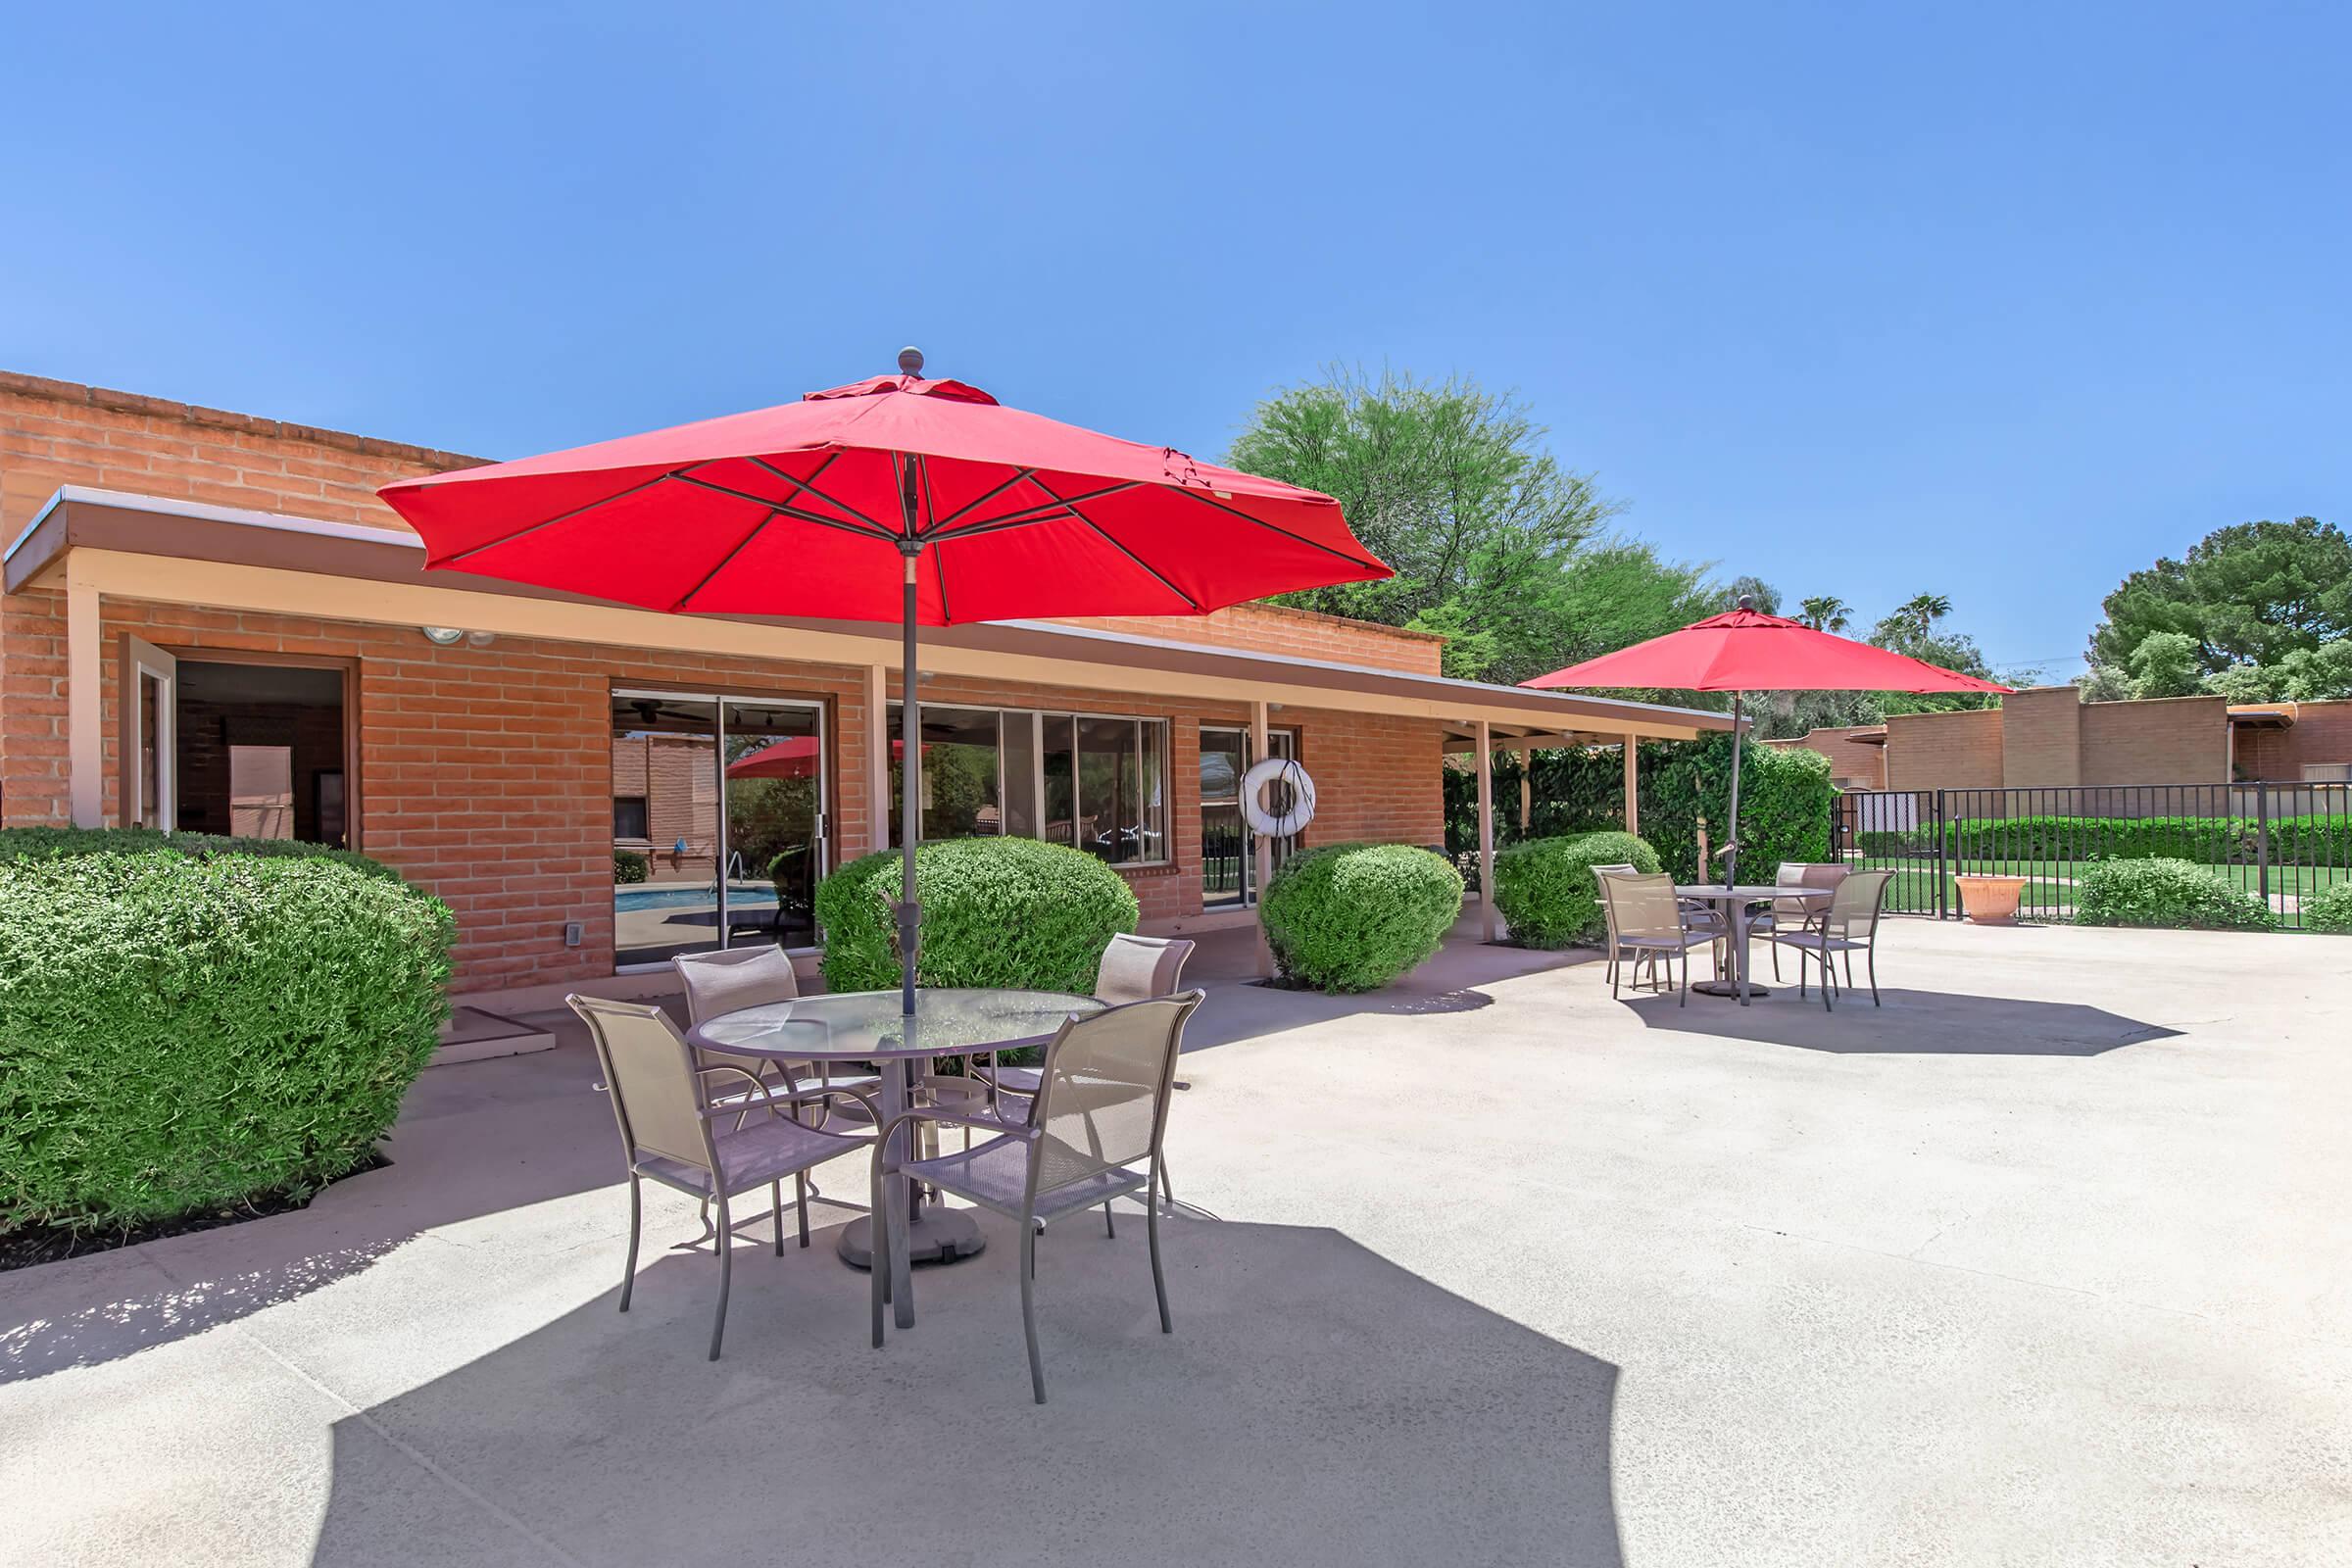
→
(696, 1065, 880, 1124)
(869, 1106, 1041, 1170)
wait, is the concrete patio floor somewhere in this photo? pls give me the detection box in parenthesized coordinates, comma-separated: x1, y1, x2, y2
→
(3, 918, 2347, 1566)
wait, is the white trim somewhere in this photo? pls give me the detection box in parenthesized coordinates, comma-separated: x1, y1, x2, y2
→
(6, 483, 424, 564)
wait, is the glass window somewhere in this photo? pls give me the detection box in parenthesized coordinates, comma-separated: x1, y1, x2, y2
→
(1041, 714, 1075, 847)
(1002, 710, 1038, 839)
(613, 796, 650, 840)
(889, 705, 1004, 845)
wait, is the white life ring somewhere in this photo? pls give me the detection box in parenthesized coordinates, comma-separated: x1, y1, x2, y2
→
(1241, 757, 1317, 839)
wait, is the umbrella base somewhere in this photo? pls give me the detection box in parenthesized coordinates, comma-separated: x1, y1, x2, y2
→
(1690, 979, 1773, 999)
(836, 1207, 986, 1270)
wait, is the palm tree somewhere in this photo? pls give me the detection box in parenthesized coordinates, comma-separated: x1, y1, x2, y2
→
(1897, 592, 1953, 633)
(1798, 595, 1852, 634)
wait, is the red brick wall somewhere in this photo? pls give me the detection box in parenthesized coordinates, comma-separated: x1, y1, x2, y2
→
(1884, 708, 2004, 791)
(2077, 694, 2228, 784)
(9, 589, 1443, 990)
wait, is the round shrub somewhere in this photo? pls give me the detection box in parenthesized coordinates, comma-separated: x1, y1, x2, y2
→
(2303, 880, 2352, 934)
(1492, 831, 1663, 949)
(2072, 857, 2275, 932)
(814, 837, 1140, 994)
(0, 838, 455, 1234)
(612, 849, 649, 884)
(1259, 842, 1464, 993)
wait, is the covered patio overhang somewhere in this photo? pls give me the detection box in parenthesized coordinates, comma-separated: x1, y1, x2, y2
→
(8, 484, 1736, 949)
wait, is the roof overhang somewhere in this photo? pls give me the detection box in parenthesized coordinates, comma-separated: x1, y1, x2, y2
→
(6, 486, 1733, 740)
(2225, 704, 2296, 728)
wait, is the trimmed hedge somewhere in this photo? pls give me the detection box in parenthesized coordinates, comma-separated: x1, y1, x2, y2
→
(0, 831, 454, 1234)
(1446, 735, 1833, 888)
(1855, 813, 2352, 868)
(2304, 881, 2352, 934)
(1259, 842, 1464, 993)
(1493, 831, 1662, 949)
(814, 837, 1140, 995)
(2071, 858, 2275, 931)
(612, 850, 649, 884)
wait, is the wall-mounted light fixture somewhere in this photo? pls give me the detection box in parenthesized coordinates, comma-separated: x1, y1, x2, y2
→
(420, 626, 465, 646)
(466, 630, 498, 649)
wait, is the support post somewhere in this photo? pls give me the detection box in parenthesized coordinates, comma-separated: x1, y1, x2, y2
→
(1622, 734, 1640, 836)
(67, 559, 102, 828)
(1250, 699, 1273, 977)
(865, 662, 891, 855)
(1518, 760, 1531, 834)
(1476, 719, 1496, 942)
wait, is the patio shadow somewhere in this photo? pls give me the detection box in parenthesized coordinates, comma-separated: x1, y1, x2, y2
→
(305, 1215, 1624, 1568)
(1622, 987, 2183, 1055)
(1, 1038, 622, 1385)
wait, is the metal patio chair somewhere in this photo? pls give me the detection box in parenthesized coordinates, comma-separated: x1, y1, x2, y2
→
(674, 947, 880, 1127)
(1767, 868, 1893, 1011)
(567, 994, 878, 1360)
(1599, 873, 1712, 1005)
(869, 991, 1205, 1403)
(1762, 862, 1852, 982)
(1589, 862, 1640, 988)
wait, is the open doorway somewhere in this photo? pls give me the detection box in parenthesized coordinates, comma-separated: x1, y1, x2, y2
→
(166, 659, 354, 848)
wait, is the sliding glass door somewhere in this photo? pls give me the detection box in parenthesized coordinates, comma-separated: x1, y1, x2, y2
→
(611, 690, 825, 969)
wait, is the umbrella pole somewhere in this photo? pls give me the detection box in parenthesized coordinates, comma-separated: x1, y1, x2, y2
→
(899, 546, 921, 1019)
(1724, 690, 1743, 890)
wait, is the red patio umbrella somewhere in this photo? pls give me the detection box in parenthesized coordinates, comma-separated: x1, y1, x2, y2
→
(727, 736, 923, 781)
(380, 349, 1391, 1016)
(1523, 598, 2011, 886)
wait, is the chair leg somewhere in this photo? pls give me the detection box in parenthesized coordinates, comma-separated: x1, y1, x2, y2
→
(1843, 951, 1856, 992)
(1678, 945, 1689, 1006)
(1148, 1166, 1172, 1335)
(619, 1175, 642, 1313)
(1103, 1200, 1116, 1240)
(710, 1191, 733, 1361)
(1157, 1158, 1175, 1213)
(1770, 939, 1782, 981)
(772, 1179, 785, 1256)
(1868, 943, 1881, 1005)
(1818, 947, 1834, 1012)
(1020, 1218, 1047, 1404)
(795, 1171, 811, 1248)
(869, 1159, 888, 1348)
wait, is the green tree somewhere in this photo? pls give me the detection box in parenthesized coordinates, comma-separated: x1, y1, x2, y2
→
(1227, 368, 1710, 683)
(2087, 516, 2352, 671)
(1893, 593, 1954, 635)
(1797, 596, 1853, 632)
(2125, 630, 2203, 698)
(2077, 664, 2133, 703)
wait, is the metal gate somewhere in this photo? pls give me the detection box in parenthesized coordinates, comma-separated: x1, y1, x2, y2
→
(1829, 782, 2352, 930)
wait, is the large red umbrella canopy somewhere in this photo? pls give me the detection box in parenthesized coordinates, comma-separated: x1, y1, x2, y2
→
(1523, 605, 2012, 694)
(379, 366, 1389, 621)
(727, 736, 921, 780)
(1521, 601, 2010, 900)
(379, 352, 1391, 1026)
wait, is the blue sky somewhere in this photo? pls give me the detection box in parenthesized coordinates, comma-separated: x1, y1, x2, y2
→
(6, 3, 2344, 680)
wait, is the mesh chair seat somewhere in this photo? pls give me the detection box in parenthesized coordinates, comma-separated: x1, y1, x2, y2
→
(900, 1133, 1144, 1223)
(1617, 931, 1711, 951)
(1771, 928, 1867, 954)
(635, 1115, 865, 1197)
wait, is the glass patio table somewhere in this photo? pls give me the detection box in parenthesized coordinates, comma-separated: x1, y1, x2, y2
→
(1672, 885, 1833, 1006)
(686, 987, 1103, 1293)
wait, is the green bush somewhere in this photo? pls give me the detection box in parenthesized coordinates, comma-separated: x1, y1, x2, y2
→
(2303, 881, 2352, 934)
(0, 825, 397, 880)
(814, 837, 1140, 994)
(2071, 858, 2275, 931)
(1446, 734, 1835, 888)
(612, 849, 649, 884)
(1259, 842, 1464, 992)
(1493, 831, 1662, 949)
(0, 832, 455, 1234)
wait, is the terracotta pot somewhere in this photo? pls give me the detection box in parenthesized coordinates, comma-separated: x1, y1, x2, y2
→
(1954, 873, 2030, 924)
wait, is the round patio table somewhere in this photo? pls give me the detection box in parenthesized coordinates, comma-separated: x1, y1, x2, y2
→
(1672, 885, 1833, 1005)
(687, 987, 1102, 1297)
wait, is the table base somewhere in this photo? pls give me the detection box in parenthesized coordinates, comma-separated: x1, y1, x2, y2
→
(835, 1207, 986, 1270)
(1690, 979, 1771, 999)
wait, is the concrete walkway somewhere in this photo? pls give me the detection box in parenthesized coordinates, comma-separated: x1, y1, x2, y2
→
(3, 919, 2347, 1566)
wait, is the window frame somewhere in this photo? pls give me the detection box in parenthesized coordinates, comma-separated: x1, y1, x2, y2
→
(131, 645, 363, 850)
(890, 703, 1173, 868)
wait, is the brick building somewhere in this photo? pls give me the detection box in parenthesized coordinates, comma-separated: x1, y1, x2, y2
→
(1766, 685, 2352, 795)
(1, 371, 1728, 1004)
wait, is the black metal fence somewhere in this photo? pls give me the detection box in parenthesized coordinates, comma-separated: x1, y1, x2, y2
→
(1830, 781, 2352, 930)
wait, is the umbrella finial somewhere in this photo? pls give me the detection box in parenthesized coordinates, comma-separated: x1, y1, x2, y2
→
(1736, 593, 1754, 612)
(897, 345, 925, 377)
